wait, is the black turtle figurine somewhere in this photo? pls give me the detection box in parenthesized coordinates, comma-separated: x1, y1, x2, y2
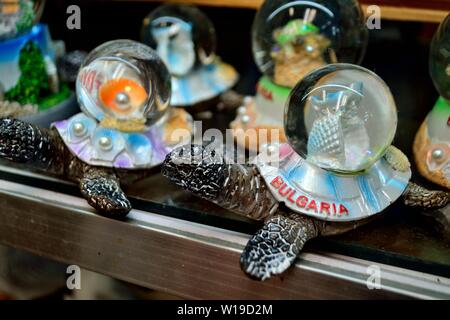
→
(162, 64, 450, 280)
(0, 40, 193, 218)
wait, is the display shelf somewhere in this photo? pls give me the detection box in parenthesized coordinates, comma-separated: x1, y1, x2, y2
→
(128, 0, 450, 22)
(0, 166, 449, 299)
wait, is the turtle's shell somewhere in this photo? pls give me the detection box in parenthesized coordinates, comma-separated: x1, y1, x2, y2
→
(254, 143, 411, 222)
(53, 113, 175, 169)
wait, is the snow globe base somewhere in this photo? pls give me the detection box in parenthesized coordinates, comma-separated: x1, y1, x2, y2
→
(413, 96, 450, 189)
(230, 76, 290, 152)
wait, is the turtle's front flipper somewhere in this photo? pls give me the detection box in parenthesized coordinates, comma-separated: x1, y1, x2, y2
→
(403, 182, 449, 209)
(240, 215, 321, 281)
(80, 168, 131, 218)
(0, 118, 64, 174)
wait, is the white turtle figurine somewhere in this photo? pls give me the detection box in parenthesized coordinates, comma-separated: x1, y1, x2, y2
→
(0, 40, 193, 218)
(162, 64, 449, 280)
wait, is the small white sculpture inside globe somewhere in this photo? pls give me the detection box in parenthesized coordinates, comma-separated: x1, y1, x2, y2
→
(141, 4, 216, 77)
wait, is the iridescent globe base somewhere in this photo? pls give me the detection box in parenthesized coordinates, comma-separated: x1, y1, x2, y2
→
(254, 143, 411, 222)
(413, 97, 450, 189)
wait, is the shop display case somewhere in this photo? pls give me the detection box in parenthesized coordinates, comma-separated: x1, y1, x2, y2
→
(0, 0, 449, 299)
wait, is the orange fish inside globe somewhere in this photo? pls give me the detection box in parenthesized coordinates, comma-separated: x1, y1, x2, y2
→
(99, 78, 148, 116)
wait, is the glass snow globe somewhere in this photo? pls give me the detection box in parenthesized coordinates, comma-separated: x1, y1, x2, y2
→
(285, 63, 398, 173)
(253, 0, 367, 88)
(413, 14, 450, 189)
(0, 0, 45, 40)
(430, 13, 450, 102)
(142, 3, 215, 77)
(141, 4, 238, 107)
(76, 40, 171, 131)
(232, 0, 367, 153)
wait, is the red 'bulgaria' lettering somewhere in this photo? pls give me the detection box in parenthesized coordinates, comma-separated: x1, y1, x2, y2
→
(296, 196, 308, 208)
(271, 176, 284, 188)
(307, 200, 318, 213)
(320, 202, 330, 215)
(278, 183, 291, 197)
(287, 190, 296, 203)
(339, 205, 349, 215)
(269, 176, 350, 217)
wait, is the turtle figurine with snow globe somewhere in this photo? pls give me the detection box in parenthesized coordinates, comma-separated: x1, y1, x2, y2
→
(414, 14, 450, 190)
(162, 64, 449, 280)
(141, 3, 240, 112)
(0, 0, 77, 125)
(0, 40, 193, 218)
(231, 0, 367, 152)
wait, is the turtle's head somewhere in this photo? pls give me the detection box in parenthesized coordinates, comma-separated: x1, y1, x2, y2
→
(162, 144, 227, 200)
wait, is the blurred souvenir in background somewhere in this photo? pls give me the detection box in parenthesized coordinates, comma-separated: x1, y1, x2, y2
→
(57, 50, 88, 87)
(0, 0, 45, 40)
(231, 0, 367, 151)
(414, 14, 450, 190)
(0, 0, 79, 126)
(142, 4, 239, 110)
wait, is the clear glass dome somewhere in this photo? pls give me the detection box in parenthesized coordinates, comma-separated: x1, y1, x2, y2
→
(285, 64, 397, 173)
(0, 0, 45, 40)
(76, 40, 171, 128)
(430, 13, 450, 102)
(252, 0, 367, 88)
(141, 4, 216, 77)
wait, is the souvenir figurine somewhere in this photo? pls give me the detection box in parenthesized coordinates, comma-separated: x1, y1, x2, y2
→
(0, 0, 77, 125)
(0, 0, 44, 41)
(141, 4, 239, 111)
(0, 40, 193, 217)
(163, 64, 449, 280)
(413, 14, 450, 190)
(231, 0, 367, 152)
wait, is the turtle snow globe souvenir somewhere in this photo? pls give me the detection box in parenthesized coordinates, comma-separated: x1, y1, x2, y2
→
(142, 4, 239, 111)
(0, 0, 76, 125)
(414, 14, 450, 190)
(231, 0, 367, 152)
(0, 40, 193, 217)
(162, 64, 449, 280)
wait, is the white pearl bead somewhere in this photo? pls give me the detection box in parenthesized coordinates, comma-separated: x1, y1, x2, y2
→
(431, 148, 444, 161)
(241, 115, 250, 124)
(237, 106, 247, 115)
(115, 92, 130, 105)
(72, 122, 86, 136)
(98, 137, 112, 151)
